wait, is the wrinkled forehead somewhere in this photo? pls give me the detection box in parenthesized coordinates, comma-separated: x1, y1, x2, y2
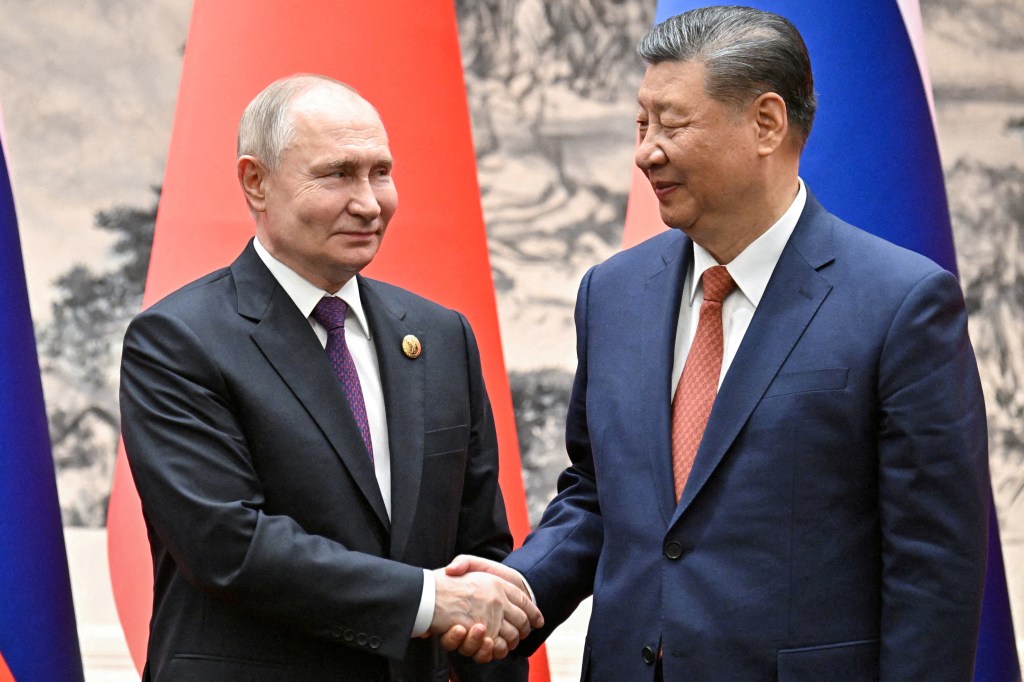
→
(285, 92, 392, 160)
(282, 107, 393, 173)
(637, 60, 710, 112)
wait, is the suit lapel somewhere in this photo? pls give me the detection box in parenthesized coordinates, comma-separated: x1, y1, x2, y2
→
(673, 197, 837, 522)
(359, 278, 425, 562)
(639, 232, 691, 524)
(232, 243, 390, 531)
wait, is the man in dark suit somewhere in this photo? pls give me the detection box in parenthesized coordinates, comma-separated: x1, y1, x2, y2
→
(445, 6, 989, 680)
(119, 74, 540, 681)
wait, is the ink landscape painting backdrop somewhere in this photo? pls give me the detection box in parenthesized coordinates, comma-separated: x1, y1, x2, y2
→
(0, 0, 1021, 678)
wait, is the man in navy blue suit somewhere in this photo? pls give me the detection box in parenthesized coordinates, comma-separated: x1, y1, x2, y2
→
(446, 6, 989, 680)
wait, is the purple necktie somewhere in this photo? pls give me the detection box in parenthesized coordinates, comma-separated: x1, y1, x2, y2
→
(312, 296, 374, 460)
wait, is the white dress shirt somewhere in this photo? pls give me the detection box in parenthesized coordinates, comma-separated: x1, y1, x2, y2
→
(671, 179, 807, 395)
(253, 237, 434, 637)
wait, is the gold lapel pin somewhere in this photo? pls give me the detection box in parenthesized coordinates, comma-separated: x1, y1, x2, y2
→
(402, 334, 422, 359)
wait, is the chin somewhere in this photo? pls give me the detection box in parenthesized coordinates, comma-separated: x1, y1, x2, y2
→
(658, 212, 686, 230)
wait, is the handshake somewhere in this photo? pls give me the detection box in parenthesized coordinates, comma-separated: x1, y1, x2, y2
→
(427, 555, 544, 663)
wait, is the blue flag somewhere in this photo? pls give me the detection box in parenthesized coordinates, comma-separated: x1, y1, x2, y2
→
(647, 2, 1016, 679)
(0, 119, 84, 680)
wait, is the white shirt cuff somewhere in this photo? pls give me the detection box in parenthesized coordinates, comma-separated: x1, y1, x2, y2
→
(510, 567, 536, 604)
(411, 568, 435, 637)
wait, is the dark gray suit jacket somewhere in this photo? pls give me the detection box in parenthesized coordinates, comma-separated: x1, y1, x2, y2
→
(120, 241, 525, 681)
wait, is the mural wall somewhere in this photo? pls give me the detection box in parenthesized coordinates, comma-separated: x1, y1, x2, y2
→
(0, 0, 1021, 671)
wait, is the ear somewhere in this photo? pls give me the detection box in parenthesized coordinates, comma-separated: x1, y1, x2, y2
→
(238, 155, 269, 213)
(752, 92, 789, 157)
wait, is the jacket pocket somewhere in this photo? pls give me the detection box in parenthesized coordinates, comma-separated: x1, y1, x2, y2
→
(424, 424, 469, 457)
(165, 654, 299, 681)
(764, 368, 849, 398)
(777, 639, 879, 681)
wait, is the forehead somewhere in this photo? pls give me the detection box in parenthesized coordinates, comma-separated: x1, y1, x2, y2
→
(287, 86, 391, 155)
(637, 60, 710, 112)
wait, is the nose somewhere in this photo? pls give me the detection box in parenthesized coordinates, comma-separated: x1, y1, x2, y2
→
(634, 131, 667, 171)
(347, 178, 382, 221)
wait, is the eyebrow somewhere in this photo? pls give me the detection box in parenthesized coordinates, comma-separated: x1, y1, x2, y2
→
(637, 98, 674, 113)
(314, 157, 394, 174)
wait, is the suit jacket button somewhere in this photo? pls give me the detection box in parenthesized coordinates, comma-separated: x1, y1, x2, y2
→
(330, 625, 344, 639)
(343, 629, 355, 642)
(356, 633, 369, 646)
(642, 645, 657, 665)
(369, 636, 381, 650)
(664, 540, 683, 559)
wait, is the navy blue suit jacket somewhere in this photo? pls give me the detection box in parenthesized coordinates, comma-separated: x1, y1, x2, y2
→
(505, 194, 989, 681)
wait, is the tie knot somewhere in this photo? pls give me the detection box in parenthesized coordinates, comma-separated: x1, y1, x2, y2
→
(312, 296, 349, 331)
(701, 266, 734, 303)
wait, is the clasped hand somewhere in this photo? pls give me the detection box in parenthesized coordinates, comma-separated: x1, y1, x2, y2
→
(429, 555, 543, 663)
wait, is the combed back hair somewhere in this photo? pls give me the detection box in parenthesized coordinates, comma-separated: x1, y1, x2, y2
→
(637, 5, 816, 145)
(237, 74, 359, 170)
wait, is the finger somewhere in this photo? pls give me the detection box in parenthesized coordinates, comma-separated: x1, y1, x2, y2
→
(502, 583, 543, 629)
(498, 620, 521, 651)
(513, 609, 532, 640)
(484, 593, 505, 640)
(496, 588, 532, 638)
(439, 624, 468, 651)
(444, 554, 471, 576)
(523, 597, 544, 629)
(461, 632, 494, 660)
(445, 554, 515, 580)
(485, 635, 509, 662)
(456, 623, 488, 657)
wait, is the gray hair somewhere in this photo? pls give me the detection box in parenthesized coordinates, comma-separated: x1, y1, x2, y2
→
(236, 74, 359, 170)
(637, 6, 816, 145)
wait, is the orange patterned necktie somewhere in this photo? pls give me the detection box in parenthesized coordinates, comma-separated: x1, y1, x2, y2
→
(672, 265, 735, 502)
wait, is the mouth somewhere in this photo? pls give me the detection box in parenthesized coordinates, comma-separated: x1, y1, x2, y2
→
(650, 179, 679, 200)
(334, 230, 379, 240)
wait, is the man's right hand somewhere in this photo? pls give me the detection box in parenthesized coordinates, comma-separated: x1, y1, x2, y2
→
(429, 568, 543, 662)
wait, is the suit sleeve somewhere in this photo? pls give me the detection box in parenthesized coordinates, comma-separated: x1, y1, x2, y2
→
(503, 267, 604, 654)
(120, 308, 424, 661)
(876, 268, 989, 679)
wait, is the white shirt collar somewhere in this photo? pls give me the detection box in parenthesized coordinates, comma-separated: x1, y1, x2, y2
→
(689, 178, 807, 307)
(253, 236, 372, 340)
